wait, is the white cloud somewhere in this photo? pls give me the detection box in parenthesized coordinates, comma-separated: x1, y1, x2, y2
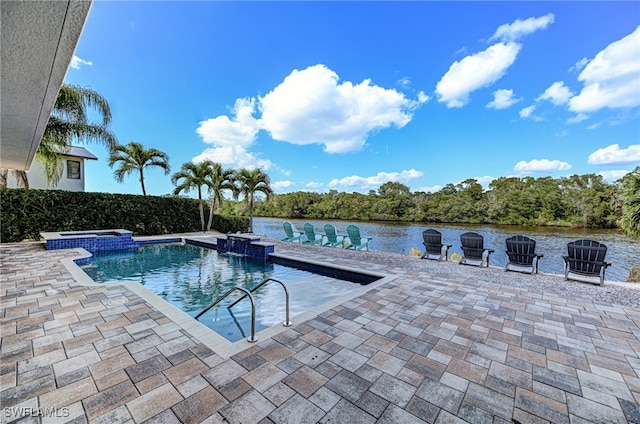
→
(328, 169, 423, 190)
(417, 91, 430, 104)
(514, 159, 572, 173)
(194, 98, 268, 169)
(417, 185, 443, 193)
(586, 122, 602, 130)
(397, 76, 411, 88)
(305, 182, 323, 189)
(519, 105, 539, 120)
(486, 89, 521, 109)
(272, 180, 294, 191)
(489, 14, 555, 42)
(570, 58, 589, 73)
(195, 65, 426, 167)
(436, 42, 521, 108)
(259, 64, 425, 153)
(537, 81, 573, 105)
(598, 169, 631, 182)
(566, 113, 589, 124)
(70, 55, 92, 70)
(587, 144, 640, 165)
(192, 146, 272, 170)
(519, 105, 535, 118)
(197, 98, 259, 147)
(436, 15, 553, 108)
(569, 26, 640, 113)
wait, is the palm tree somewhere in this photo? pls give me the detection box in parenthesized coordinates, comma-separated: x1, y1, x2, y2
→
(108, 142, 170, 195)
(234, 168, 273, 233)
(0, 84, 117, 188)
(171, 161, 215, 232)
(205, 163, 236, 231)
(619, 166, 640, 238)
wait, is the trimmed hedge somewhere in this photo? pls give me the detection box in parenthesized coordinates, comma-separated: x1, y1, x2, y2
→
(0, 188, 249, 243)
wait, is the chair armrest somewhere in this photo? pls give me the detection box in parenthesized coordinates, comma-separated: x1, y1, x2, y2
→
(485, 249, 495, 254)
(445, 244, 452, 248)
(536, 253, 544, 258)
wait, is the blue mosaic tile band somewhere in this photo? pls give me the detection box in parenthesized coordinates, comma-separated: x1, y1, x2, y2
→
(45, 232, 138, 253)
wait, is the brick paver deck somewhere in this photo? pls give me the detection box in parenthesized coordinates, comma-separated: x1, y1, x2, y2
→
(1, 239, 639, 423)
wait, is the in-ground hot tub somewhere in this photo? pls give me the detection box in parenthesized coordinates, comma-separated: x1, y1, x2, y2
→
(40, 229, 139, 253)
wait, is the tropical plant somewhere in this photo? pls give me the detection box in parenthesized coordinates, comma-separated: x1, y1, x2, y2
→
(1, 84, 117, 188)
(205, 163, 236, 231)
(618, 167, 640, 238)
(171, 161, 215, 232)
(234, 168, 273, 232)
(108, 142, 170, 195)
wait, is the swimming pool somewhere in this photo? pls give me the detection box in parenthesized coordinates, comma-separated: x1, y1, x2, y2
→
(80, 243, 376, 342)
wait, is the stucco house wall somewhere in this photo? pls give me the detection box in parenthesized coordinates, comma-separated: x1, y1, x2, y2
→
(5, 146, 98, 191)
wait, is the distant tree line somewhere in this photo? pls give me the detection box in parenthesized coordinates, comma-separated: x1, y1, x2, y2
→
(217, 169, 640, 237)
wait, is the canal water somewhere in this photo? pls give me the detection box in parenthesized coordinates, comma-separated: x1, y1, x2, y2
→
(252, 217, 639, 282)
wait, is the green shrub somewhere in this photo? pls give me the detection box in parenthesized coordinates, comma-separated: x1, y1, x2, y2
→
(0, 188, 249, 243)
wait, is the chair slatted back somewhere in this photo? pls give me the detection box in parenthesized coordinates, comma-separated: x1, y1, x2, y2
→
(422, 229, 444, 255)
(303, 223, 317, 241)
(506, 235, 536, 266)
(346, 225, 362, 246)
(283, 222, 294, 238)
(567, 239, 608, 275)
(324, 224, 339, 244)
(460, 232, 485, 261)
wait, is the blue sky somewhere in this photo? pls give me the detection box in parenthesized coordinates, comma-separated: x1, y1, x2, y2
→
(65, 1, 640, 196)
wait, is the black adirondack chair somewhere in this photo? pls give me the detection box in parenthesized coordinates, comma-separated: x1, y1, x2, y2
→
(563, 239, 611, 286)
(505, 235, 543, 274)
(420, 229, 452, 261)
(459, 232, 494, 267)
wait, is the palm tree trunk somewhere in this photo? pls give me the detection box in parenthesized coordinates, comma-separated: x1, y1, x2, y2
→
(197, 190, 205, 232)
(207, 197, 216, 231)
(139, 169, 147, 196)
(249, 195, 254, 233)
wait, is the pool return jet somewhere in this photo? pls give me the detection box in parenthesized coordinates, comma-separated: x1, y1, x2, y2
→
(195, 278, 292, 343)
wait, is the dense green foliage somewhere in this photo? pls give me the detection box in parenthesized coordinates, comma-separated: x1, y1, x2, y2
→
(618, 167, 640, 237)
(0, 189, 248, 243)
(218, 174, 634, 233)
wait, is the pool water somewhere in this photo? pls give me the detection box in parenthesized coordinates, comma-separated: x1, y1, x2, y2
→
(80, 243, 363, 342)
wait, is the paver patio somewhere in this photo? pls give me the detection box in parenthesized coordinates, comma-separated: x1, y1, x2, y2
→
(1, 237, 639, 423)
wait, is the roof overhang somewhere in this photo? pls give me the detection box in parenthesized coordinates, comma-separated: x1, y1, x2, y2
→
(1, 0, 92, 170)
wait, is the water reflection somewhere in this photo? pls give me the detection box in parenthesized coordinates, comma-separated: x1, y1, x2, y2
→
(253, 217, 639, 282)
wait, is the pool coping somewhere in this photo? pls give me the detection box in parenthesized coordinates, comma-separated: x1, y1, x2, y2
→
(61, 240, 397, 359)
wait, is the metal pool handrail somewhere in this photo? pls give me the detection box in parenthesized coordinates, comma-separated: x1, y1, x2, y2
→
(228, 278, 293, 327)
(195, 286, 259, 342)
